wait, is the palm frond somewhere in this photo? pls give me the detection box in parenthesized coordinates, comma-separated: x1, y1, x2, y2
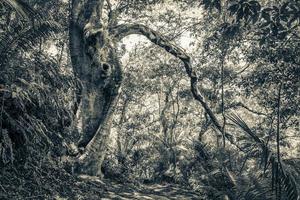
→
(280, 161, 300, 200)
(227, 113, 263, 144)
(228, 113, 300, 199)
(243, 176, 275, 200)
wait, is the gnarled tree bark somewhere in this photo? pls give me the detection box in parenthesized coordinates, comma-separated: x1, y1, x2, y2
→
(69, 0, 122, 176)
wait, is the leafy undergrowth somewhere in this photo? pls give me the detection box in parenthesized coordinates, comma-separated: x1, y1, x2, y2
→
(0, 161, 106, 200)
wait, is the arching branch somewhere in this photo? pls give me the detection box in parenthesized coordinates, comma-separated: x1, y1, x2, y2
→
(112, 24, 227, 139)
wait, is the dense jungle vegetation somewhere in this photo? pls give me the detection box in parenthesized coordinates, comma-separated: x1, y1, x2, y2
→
(0, 0, 300, 199)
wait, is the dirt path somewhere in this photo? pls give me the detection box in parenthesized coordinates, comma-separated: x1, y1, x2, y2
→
(101, 183, 204, 200)
(77, 175, 204, 200)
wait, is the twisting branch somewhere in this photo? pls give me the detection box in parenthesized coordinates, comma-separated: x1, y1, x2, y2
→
(112, 24, 231, 141)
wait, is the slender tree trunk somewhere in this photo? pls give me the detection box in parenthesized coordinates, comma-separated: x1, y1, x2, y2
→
(276, 83, 282, 199)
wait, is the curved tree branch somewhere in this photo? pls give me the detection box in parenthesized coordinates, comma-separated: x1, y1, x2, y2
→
(112, 24, 226, 139)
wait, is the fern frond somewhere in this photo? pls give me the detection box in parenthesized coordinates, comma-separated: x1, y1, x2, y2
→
(0, 129, 14, 165)
(0, 20, 61, 57)
(2, 0, 39, 21)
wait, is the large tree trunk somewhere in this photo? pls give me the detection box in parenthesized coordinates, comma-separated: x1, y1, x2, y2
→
(68, 0, 228, 177)
(69, 0, 121, 176)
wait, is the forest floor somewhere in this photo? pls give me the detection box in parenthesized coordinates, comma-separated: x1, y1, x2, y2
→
(77, 175, 204, 200)
(0, 164, 206, 200)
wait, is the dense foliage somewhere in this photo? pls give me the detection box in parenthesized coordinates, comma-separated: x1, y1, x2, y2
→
(0, 0, 299, 199)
